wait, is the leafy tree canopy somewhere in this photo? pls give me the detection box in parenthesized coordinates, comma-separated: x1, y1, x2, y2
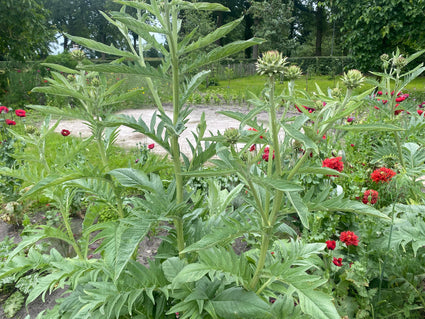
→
(41, 0, 129, 57)
(0, 0, 54, 61)
(333, 0, 425, 70)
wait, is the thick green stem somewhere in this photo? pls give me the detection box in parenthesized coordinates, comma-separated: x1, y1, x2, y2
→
(250, 75, 284, 290)
(394, 132, 405, 168)
(96, 130, 109, 171)
(378, 200, 396, 302)
(268, 76, 282, 176)
(287, 149, 311, 181)
(60, 199, 83, 259)
(167, 3, 185, 254)
(249, 232, 271, 290)
(39, 140, 50, 174)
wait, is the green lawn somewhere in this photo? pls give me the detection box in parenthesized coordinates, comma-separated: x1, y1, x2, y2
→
(200, 74, 425, 97)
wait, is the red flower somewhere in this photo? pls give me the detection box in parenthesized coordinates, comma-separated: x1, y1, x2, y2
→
(43, 80, 48, 83)
(362, 190, 379, 205)
(322, 157, 344, 174)
(377, 91, 383, 96)
(61, 129, 71, 136)
(295, 105, 315, 113)
(374, 106, 380, 110)
(0, 106, 9, 113)
(371, 167, 396, 183)
(5, 119, 16, 125)
(248, 127, 263, 138)
(394, 109, 403, 115)
(262, 147, 275, 162)
(340, 231, 359, 246)
(418, 110, 424, 116)
(326, 240, 336, 250)
(382, 100, 388, 104)
(350, 144, 355, 147)
(249, 144, 256, 152)
(15, 109, 26, 117)
(332, 257, 343, 267)
(347, 117, 354, 123)
(148, 143, 155, 149)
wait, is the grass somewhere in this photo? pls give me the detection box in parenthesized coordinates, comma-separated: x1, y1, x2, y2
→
(199, 74, 425, 99)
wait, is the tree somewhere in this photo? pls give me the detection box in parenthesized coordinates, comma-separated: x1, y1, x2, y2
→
(293, 0, 330, 56)
(0, 0, 54, 61)
(249, 0, 296, 56)
(333, 0, 425, 70)
(41, 0, 127, 56)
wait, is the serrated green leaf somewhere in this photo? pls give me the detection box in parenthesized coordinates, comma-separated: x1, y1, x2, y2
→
(210, 287, 272, 319)
(254, 176, 303, 192)
(41, 63, 78, 74)
(312, 197, 391, 220)
(162, 257, 186, 282)
(80, 63, 166, 79)
(27, 105, 84, 120)
(286, 191, 309, 229)
(182, 222, 251, 253)
(108, 168, 153, 191)
(292, 284, 340, 319)
(183, 17, 243, 54)
(173, 1, 230, 12)
(281, 123, 318, 153)
(65, 34, 137, 59)
(334, 124, 404, 132)
(27, 271, 68, 305)
(180, 70, 211, 107)
(297, 167, 346, 177)
(110, 12, 167, 35)
(171, 263, 210, 288)
(113, 217, 154, 281)
(32, 86, 88, 101)
(19, 173, 85, 200)
(185, 38, 264, 72)
(180, 169, 237, 178)
(114, 1, 157, 16)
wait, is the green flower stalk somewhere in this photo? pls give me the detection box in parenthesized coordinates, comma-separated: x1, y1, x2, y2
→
(250, 52, 285, 290)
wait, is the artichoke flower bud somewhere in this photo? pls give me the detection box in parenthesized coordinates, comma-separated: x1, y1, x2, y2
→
(341, 69, 364, 90)
(380, 53, 389, 62)
(67, 74, 75, 82)
(25, 125, 40, 135)
(393, 55, 407, 69)
(285, 65, 302, 80)
(224, 127, 240, 145)
(71, 49, 86, 62)
(91, 77, 100, 87)
(331, 87, 343, 98)
(256, 51, 288, 77)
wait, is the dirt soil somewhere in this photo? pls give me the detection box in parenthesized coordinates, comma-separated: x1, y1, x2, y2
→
(51, 104, 274, 155)
(0, 104, 277, 318)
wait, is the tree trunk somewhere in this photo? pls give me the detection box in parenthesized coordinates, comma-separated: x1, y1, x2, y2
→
(244, 12, 254, 58)
(252, 45, 259, 60)
(215, 11, 223, 45)
(315, 5, 325, 56)
(63, 35, 68, 51)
